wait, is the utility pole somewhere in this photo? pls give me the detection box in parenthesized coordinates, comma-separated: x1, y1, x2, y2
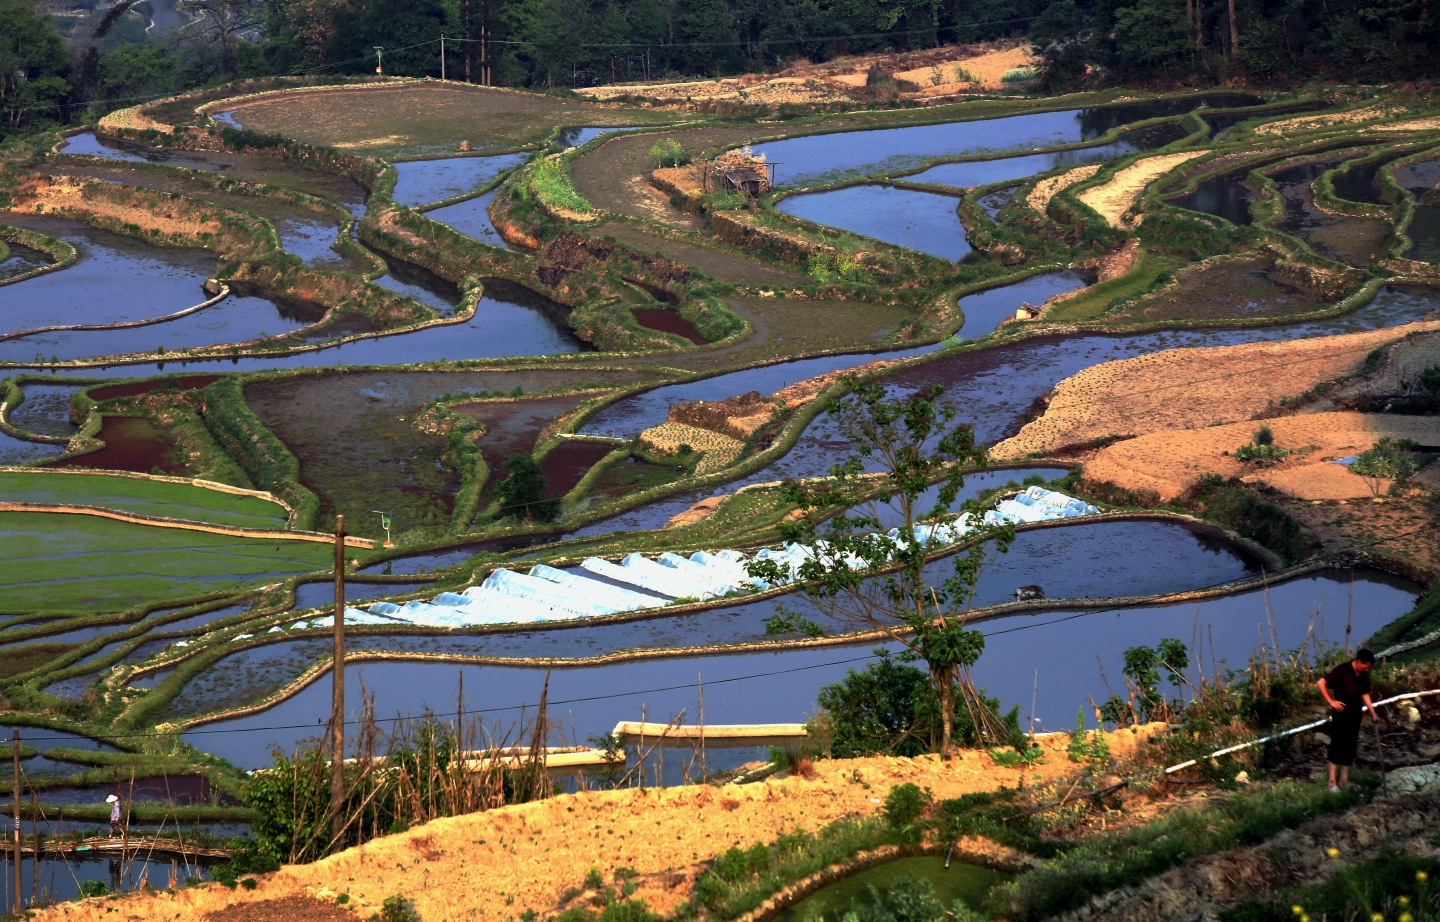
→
(12, 729, 20, 914)
(440, 34, 445, 80)
(374, 47, 384, 76)
(329, 515, 346, 847)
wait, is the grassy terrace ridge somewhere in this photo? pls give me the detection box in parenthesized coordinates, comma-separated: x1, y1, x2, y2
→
(0, 470, 288, 529)
(0, 511, 339, 612)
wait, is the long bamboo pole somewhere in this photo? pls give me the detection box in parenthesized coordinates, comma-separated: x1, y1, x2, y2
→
(330, 515, 346, 847)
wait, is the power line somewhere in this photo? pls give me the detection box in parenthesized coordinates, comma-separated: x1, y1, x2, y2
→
(9, 521, 1425, 746)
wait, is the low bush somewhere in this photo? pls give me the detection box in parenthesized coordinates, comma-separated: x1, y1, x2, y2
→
(649, 138, 690, 169)
(990, 781, 1369, 920)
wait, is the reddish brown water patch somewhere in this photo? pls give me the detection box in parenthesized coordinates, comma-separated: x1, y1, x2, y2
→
(51, 775, 241, 807)
(49, 416, 182, 475)
(89, 375, 221, 401)
(540, 440, 616, 498)
(450, 395, 593, 472)
(633, 309, 706, 344)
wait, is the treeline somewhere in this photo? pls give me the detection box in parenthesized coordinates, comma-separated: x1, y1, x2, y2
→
(5, 0, 1440, 143)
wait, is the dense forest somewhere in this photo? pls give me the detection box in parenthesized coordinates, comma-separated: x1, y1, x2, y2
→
(3, 0, 1440, 140)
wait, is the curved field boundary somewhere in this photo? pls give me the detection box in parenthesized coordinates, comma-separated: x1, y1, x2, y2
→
(0, 225, 77, 290)
(0, 285, 229, 345)
(171, 511, 1386, 731)
(0, 501, 373, 547)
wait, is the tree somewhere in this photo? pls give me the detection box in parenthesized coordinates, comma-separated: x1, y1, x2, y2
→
(747, 382, 1015, 752)
(0, 0, 69, 137)
(674, 0, 741, 76)
(1112, 0, 1195, 79)
(494, 453, 561, 522)
(178, 0, 265, 75)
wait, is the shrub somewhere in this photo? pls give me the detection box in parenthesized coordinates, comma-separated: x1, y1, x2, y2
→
(1420, 364, 1440, 399)
(378, 895, 419, 922)
(1066, 707, 1110, 764)
(649, 139, 690, 169)
(882, 782, 932, 829)
(1350, 437, 1419, 483)
(1002, 67, 1038, 83)
(584, 866, 605, 889)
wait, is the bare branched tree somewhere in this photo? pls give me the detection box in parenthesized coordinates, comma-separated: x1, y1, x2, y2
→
(177, 0, 263, 74)
(747, 381, 1016, 752)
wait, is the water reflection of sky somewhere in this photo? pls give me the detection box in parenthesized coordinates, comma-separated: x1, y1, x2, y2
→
(391, 154, 527, 207)
(778, 186, 970, 261)
(182, 568, 1413, 769)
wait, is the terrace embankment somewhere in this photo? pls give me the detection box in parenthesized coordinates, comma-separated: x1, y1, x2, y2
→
(31, 727, 1160, 922)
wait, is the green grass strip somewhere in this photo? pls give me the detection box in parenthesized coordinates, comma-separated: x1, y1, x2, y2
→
(0, 471, 286, 529)
(0, 511, 332, 612)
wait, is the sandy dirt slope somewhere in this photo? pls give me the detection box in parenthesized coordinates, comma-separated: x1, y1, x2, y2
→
(1078, 152, 1206, 227)
(35, 730, 1162, 922)
(1082, 411, 1440, 502)
(992, 323, 1440, 460)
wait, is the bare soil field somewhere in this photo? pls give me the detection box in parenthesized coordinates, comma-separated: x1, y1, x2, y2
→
(35, 728, 1161, 922)
(50, 154, 367, 212)
(1079, 152, 1207, 227)
(1274, 472, 1440, 572)
(577, 43, 1036, 105)
(1110, 258, 1333, 322)
(228, 83, 672, 156)
(993, 322, 1440, 460)
(245, 369, 645, 536)
(1082, 410, 1440, 502)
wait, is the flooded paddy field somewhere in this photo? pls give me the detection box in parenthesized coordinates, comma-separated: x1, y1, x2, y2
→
(421, 190, 510, 247)
(392, 154, 528, 207)
(180, 565, 1409, 770)
(1111, 258, 1329, 322)
(0, 240, 50, 280)
(582, 221, 806, 288)
(1394, 157, 1440, 262)
(1165, 170, 1253, 225)
(956, 270, 1089, 340)
(632, 310, 705, 344)
(47, 417, 183, 475)
(752, 95, 1258, 186)
(370, 256, 462, 314)
(245, 368, 651, 537)
(57, 131, 367, 214)
(1269, 158, 1391, 265)
(0, 216, 219, 335)
(6, 383, 79, 437)
(22, 279, 588, 375)
(0, 430, 61, 466)
(777, 186, 968, 261)
(158, 518, 1259, 722)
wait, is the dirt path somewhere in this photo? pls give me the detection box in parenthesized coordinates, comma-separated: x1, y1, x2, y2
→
(34, 730, 1160, 922)
(1078, 152, 1206, 227)
(992, 323, 1440, 460)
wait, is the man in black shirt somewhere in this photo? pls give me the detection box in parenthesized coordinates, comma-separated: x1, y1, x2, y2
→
(1317, 648, 1379, 791)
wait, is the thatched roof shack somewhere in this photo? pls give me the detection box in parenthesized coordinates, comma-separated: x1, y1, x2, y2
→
(721, 165, 771, 196)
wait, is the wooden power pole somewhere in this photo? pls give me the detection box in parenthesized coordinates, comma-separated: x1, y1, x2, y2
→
(329, 515, 346, 847)
(12, 729, 20, 913)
